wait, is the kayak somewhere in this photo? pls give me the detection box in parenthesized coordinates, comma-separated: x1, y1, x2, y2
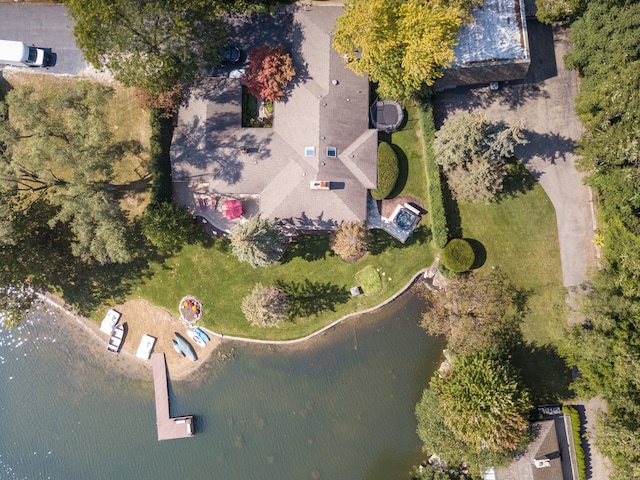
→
(172, 339, 185, 357)
(194, 327, 210, 343)
(186, 329, 206, 348)
(174, 333, 197, 362)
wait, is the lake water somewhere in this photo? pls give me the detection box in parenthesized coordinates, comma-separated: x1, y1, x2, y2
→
(0, 290, 444, 480)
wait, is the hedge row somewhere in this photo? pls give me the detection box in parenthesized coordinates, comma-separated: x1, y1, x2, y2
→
(418, 102, 448, 248)
(562, 406, 587, 480)
(371, 141, 399, 200)
(149, 108, 175, 205)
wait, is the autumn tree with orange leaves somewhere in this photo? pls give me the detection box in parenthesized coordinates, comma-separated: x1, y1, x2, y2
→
(242, 44, 295, 103)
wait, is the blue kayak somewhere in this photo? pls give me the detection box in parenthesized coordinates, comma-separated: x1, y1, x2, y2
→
(194, 327, 210, 343)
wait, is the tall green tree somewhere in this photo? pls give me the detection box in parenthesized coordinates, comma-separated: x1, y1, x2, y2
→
(432, 351, 531, 453)
(229, 214, 287, 267)
(142, 201, 194, 251)
(65, 0, 227, 92)
(0, 83, 133, 264)
(434, 113, 526, 203)
(333, 0, 479, 103)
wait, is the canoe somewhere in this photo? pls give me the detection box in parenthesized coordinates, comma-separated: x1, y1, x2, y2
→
(186, 329, 206, 348)
(172, 339, 185, 357)
(193, 327, 210, 343)
(174, 333, 197, 362)
(106, 323, 125, 354)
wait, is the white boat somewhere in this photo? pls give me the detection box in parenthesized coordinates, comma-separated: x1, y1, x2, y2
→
(136, 334, 156, 360)
(100, 309, 121, 334)
(106, 323, 125, 354)
(186, 329, 206, 348)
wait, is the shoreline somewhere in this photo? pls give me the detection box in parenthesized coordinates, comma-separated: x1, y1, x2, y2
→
(34, 263, 440, 381)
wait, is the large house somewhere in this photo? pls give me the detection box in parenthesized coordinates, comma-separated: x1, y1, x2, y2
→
(170, 6, 378, 232)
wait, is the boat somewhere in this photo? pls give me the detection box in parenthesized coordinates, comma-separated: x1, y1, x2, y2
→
(171, 339, 185, 357)
(174, 333, 197, 362)
(186, 329, 206, 348)
(136, 334, 156, 360)
(100, 309, 121, 335)
(193, 327, 210, 343)
(106, 323, 125, 354)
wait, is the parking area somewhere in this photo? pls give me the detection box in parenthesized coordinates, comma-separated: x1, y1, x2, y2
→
(433, 20, 596, 288)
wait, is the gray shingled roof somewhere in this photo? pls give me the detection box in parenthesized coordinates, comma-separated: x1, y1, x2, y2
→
(170, 6, 377, 230)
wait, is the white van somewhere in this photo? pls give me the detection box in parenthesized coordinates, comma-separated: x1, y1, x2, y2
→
(0, 40, 48, 67)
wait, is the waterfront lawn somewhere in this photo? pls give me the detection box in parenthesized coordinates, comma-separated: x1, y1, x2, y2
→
(355, 266, 382, 296)
(457, 164, 566, 346)
(131, 226, 434, 340)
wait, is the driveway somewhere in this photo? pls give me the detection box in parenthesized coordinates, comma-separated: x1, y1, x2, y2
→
(433, 21, 597, 289)
(0, 4, 89, 75)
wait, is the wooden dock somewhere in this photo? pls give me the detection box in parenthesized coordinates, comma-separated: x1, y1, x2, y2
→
(151, 353, 194, 441)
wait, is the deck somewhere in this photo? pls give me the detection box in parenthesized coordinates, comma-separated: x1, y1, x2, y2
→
(151, 353, 195, 441)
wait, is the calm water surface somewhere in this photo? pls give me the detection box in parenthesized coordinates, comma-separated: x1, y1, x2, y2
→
(0, 290, 444, 480)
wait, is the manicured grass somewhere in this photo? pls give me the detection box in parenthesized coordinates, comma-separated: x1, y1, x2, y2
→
(131, 227, 434, 340)
(388, 105, 429, 204)
(355, 265, 382, 296)
(457, 164, 566, 346)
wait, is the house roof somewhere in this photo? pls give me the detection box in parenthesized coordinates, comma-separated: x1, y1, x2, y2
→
(170, 6, 377, 230)
(451, 0, 530, 67)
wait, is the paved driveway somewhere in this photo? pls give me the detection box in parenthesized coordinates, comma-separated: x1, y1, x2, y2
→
(433, 21, 596, 288)
(0, 4, 88, 75)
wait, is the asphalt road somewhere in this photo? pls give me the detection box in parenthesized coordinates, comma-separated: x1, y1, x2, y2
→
(0, 4, 88, 75)
(433, 21, 596, 289)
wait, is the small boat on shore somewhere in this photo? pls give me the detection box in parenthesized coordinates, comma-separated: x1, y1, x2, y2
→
(193, 327, 210, 343)
(174, 333, 197, 362)
(106, 323, 125, 354)
(186, 329, 206, 348)
(172, 339, 185, 357)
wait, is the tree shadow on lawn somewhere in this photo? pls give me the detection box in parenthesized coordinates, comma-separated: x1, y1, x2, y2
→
(511, 342, 573, 405)
(280, 234, 331, 264)
(497, 159, 537, 201)
(368, 224, 430, 256)
(276, 279, 350, 320)
(466, 238, 487, 269)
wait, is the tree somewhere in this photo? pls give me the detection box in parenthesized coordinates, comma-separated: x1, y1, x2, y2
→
(0, 83, 133, 264)
(0, 284, 36, 330)
(415, 388, 512, 478)
(241, 283, 288, 327)
(434, 113, 526, 202)
(432, 351, 531, 453)
(65, 0, 227, 92)
(142, 202, 194, 250)
(418, 273, 525, 357)
(333, 0, 479, 103)
(330, 221, 371, 260)
(229, 214, 287, 267)
(371, 141, 399, 200)
(241, 44, 295, 103)
(535, 0, 583, 24)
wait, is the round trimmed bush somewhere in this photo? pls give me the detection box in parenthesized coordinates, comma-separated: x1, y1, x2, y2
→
(440, 238, 475, 273)
(371, 142, 399, 200)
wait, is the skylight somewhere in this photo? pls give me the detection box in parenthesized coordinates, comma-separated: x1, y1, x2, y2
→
(305, 146, 315, 157)
(327, 147, 337, 157)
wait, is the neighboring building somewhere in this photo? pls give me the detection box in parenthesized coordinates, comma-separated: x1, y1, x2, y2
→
(437, 0, 531, 89)
(170, 7, 377, 232)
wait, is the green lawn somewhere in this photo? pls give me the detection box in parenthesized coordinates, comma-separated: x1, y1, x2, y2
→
(457, 165, 566, 346)
(131, 228, 433, 340)
(355, 265, 383, 296)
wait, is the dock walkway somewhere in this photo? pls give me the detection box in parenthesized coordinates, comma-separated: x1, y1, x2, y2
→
(151, 353, 194, 441)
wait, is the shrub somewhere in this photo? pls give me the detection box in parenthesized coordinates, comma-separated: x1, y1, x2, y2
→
(149, 109, 174, 204)
(440, 238, 474, 273)
(330, 221, 371, 260)
(418, 103, 448, 248)
(354, 266, 382, 296)
(371, 141, 399, 200)
(135, 84, 183, 118)
(241, 283, 288, 328)
(563, 406, 587, 480)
